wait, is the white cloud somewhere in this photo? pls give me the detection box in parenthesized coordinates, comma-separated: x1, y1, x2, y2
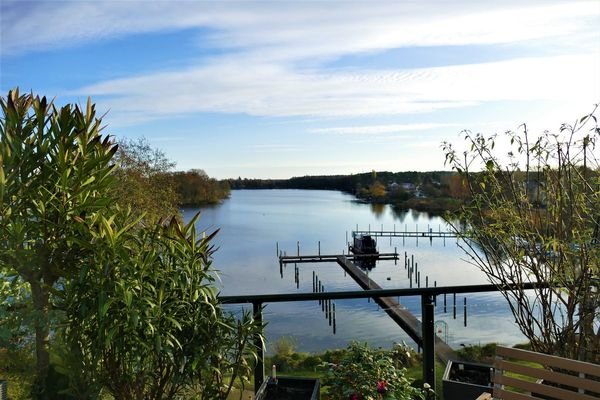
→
(311, 123, 460, 135)
(77, 53, 600, 124)
(2, 1, 598, 59)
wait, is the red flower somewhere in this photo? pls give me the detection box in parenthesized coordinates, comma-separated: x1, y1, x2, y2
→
(349, 393, 360, 400)
(376, 380, 388, 394)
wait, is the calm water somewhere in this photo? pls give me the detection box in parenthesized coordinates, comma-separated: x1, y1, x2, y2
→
(182, 189, 524, 354)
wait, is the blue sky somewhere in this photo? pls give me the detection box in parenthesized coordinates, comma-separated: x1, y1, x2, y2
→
(1, 1, 599, 179)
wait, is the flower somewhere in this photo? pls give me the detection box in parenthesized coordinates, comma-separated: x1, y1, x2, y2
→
(376, 380, 388, 394)
(423, 382, 431, 390)
(349, 393, 360, 400)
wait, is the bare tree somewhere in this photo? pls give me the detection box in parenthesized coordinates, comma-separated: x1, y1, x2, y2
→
(443, 108, 599, 363)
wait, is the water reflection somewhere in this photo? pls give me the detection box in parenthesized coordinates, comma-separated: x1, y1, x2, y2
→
(370, 203, 386, 218)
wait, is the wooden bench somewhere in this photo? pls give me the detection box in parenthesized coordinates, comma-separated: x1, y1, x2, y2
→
(476, 346, 600, 400)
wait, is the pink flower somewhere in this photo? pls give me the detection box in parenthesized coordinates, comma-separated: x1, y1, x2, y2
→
(349, 393, 360, 400)
(376, 380, 388, 394)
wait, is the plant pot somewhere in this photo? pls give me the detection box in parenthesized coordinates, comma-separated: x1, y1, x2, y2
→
(442, 360, 493, 400)
(255, 376, 320, 400)
(0, 380, 6, 400)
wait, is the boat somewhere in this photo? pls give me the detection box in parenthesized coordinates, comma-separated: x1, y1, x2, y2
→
(349, 234, 378, 255)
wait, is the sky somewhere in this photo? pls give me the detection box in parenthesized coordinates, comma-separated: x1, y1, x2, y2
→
(1, 1, 599, 179)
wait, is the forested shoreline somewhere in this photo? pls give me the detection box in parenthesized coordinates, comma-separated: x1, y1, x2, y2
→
(225, 170, 467, 213)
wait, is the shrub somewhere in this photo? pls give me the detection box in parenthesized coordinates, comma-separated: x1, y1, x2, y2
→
(321, 342, 430, 400)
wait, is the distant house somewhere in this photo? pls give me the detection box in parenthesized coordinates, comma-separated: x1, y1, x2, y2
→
(401, 182, 416, 192)
(387, 182, 400, 192)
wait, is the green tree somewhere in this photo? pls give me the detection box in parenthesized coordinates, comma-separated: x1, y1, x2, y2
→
(113, 137, 180, 223)
(0, 90, 263, 399)
(61, 213, 262, 399)
(0, 89, 118, 396)
(443, 109, 600, 362)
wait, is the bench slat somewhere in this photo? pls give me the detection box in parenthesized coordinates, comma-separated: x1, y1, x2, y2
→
(496, 375, 598, 400)
(495, 359, 600, 394)
(496, 347, 600, 378)
(493, 388, 537, 400)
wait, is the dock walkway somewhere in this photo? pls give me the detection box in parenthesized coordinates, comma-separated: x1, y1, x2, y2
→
(336, 256, 455, 363)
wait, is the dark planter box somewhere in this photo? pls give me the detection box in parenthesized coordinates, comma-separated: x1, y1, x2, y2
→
(255, 376, 320, 400)
(442, 360, 493, 400)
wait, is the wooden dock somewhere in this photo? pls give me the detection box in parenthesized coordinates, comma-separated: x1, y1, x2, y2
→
(279, 252, 399, 264)
(336, 255, 455, 363)
(353, 229, 459, 239)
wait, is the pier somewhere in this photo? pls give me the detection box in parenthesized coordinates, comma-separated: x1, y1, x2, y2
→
(336, 255, 455, 363)
(279, 252, 399, 265)
(278, 251, 455, 363)
(353, 229, 458, 239)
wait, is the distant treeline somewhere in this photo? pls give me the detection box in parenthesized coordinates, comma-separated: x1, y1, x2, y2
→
(173, 169, 231, 206)
(225, 171, 467, 214)
(226, 171, 451, 193)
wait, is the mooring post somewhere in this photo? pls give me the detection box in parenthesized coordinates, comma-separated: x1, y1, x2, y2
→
(421, 294, 436, 392)
(253, 302, 265, 393)
(297, 241, 300, 256)
(318, 241, 321, 256)
(332, 303, 337, 334)
(464, 297, 467, 327)
(453, 293, 456, 319)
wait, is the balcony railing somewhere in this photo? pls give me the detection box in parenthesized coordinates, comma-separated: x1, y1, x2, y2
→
(220, 282, 544, 394)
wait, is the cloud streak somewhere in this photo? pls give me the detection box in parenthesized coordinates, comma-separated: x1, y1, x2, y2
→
(77, 53, 600, 124)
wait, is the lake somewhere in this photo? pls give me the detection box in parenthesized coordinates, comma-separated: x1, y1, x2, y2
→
(182, 189, 524, 354)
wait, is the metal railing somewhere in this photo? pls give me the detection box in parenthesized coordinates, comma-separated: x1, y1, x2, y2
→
(220, 282, 544, 394)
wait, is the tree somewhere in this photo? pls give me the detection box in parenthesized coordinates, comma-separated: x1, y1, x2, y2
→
(0, 90, 263, 398)
(443, 109, 599, 362)
(172, 169, 230, 206)
(0, 89, 118, 396)
(113, 137, 180, 223)
(61, 213, 262, 399)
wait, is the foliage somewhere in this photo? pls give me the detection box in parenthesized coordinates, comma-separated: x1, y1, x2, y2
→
(456, 343, 497, 365)
(321, 342, 429, 400)
(0, 89, 119, 397)
(113, 137, 180, 223)
(443, 108, 600, 363)
(60, 212, 263, 399)
(172, 169, 230, 206)
(0, 90, 263, 399)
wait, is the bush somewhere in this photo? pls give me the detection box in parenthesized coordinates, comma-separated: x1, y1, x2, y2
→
(320, 342, 430, 400)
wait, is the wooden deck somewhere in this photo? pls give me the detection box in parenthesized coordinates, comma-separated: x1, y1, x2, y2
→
(336, 255, 455, 363)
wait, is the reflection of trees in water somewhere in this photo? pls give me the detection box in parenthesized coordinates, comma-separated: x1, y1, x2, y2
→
(390, 205, 408, 222)
(370, 203, 386, 218)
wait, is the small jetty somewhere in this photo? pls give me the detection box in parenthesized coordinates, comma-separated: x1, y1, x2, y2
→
(335, 255, 455, 362)
(279, 252, 398, 264)
(353, 229, 458, 239)
(279, 251, 455, 362)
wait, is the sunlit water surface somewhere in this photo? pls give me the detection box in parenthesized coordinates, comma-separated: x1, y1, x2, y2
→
(182, 189, 524, 354)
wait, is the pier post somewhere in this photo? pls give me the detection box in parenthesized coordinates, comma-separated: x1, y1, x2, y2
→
(252, 302, 265, 393)
(332, 303, 336, 334)
(421, 294, 436, 392)
(464, 297, 467, 327)
(453, 293, 456, 319)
